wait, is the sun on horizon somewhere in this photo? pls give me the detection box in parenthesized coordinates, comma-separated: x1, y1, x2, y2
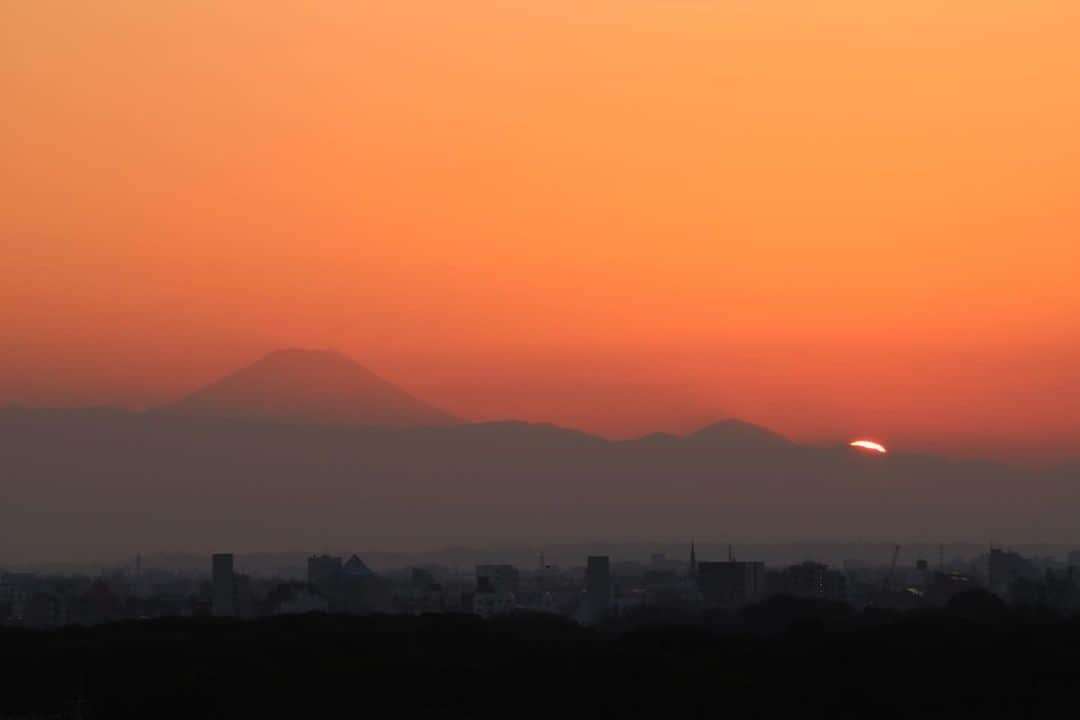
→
(850, 440, 888, 454)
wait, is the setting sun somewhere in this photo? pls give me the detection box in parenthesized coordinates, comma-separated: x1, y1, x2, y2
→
(850, 440, 888, 454)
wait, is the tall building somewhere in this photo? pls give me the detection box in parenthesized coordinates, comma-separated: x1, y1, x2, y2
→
(476, 564, 520, 595)
(697, 561, 765, 609)
(211, 553, 235, 617)
(988, 548, 1038, 599)
(340, 554, 386, 614)
(471, 564, 519, 618)
(307, 554, 342, 601)
(777, 562, 846, 601)
(585, 556, 611, 623)
(234, 573, 254, 619)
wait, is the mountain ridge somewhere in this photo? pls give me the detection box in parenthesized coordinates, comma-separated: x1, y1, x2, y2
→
(2, 402, 1075, 561)
(165, 348, 461, 428)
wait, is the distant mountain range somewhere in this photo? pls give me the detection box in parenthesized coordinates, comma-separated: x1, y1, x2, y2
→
(167, 348, 460, 428)
(1, 349, 1077, 562)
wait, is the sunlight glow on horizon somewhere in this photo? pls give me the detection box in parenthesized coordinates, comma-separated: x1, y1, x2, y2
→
(850, 440, 888, 454)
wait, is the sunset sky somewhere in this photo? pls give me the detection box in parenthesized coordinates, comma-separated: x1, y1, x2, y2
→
(3, 1, 1078, 464)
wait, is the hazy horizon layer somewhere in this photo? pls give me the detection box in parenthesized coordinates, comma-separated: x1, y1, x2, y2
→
(3, 404, 1077, 564)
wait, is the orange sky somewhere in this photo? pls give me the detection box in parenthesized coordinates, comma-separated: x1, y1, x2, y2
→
(2, 1, 1078, 464)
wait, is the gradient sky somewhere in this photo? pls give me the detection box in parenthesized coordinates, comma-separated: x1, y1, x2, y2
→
(2, 1, 1078, 464)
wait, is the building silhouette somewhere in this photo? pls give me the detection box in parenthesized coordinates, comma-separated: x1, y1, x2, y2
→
(988, 548, 1038, 599)
(211, 554, 235, 617)
(773, 561, 846, 601)
(476, 565, 520, 595)
(697, 561, 765, 609)
(307, 554, 342, 590)
(585, 556, 611, 623)
(340, 555, 384, 613)
(469, 564, 518, 617)
(306, 553, 342, 607)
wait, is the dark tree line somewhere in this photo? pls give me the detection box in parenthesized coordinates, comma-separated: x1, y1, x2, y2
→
(2, 591, 1078, 719)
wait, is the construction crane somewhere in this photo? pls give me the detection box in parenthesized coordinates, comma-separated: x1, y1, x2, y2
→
(884, 545, 901, 591)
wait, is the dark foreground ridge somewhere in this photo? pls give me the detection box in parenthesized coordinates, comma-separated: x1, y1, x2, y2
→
(3, 594, 1079, 719)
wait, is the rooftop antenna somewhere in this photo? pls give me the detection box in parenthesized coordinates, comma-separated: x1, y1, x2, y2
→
(939, 544, 945, 573)
(728, 544, 734, 562)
